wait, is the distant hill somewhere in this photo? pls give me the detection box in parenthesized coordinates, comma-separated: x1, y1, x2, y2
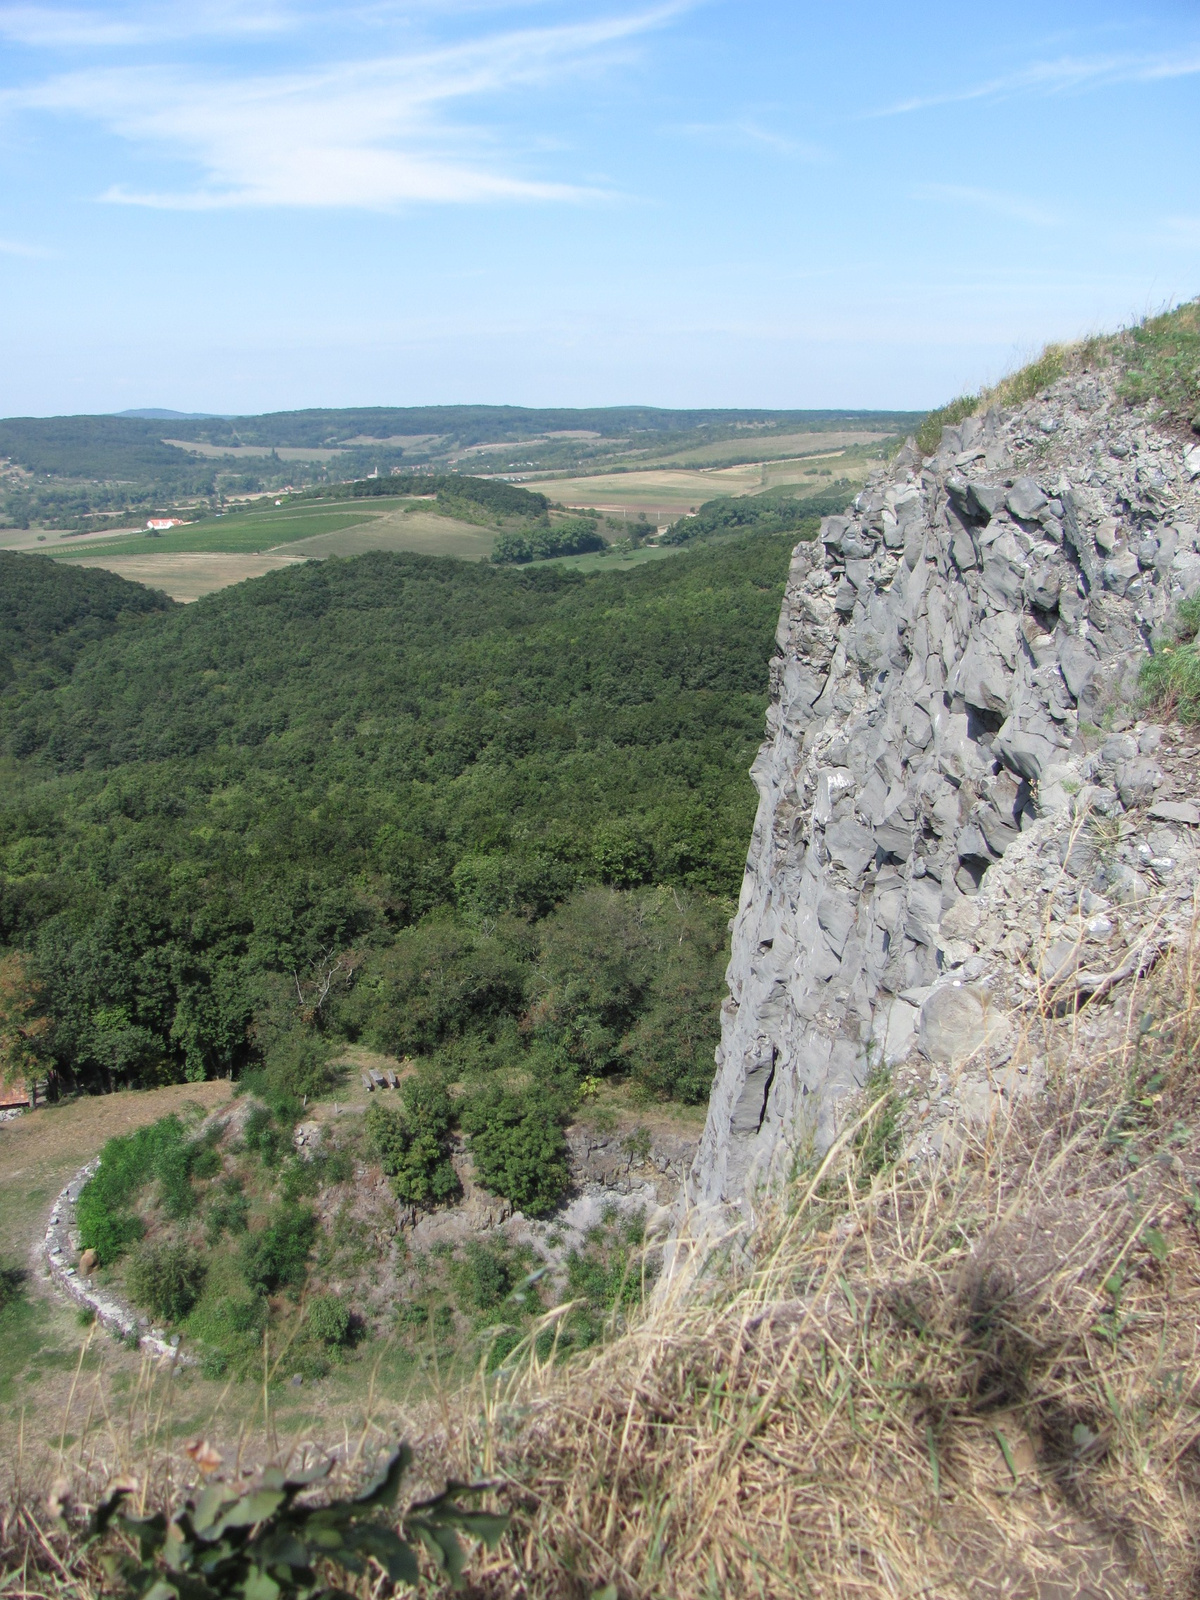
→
(114, 409, 233, 421)
(0, 402, 924, 533)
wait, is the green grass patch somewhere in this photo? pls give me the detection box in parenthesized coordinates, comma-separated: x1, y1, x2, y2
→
(53, 504, 380, 559)
(1119, 300, 1200, 427)
(0, 1261, 72, 1403)
(1141, 595, 1200, 721)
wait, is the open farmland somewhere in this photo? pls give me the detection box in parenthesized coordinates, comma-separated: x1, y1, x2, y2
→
(632, 427, 894, 469)
(40, 498, 498, 599)
(538, 451, 872, 521)
(50, 501, 383, 558)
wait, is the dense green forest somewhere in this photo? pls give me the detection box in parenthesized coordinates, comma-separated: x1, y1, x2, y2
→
(0, 533, 801, 1119)
(664, 482, 858, 544)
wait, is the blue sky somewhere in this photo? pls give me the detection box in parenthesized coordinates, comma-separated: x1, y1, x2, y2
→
(0, 0, 1197, 415)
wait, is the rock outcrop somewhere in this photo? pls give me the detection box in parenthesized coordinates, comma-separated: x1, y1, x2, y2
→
(688, 365, 1200, 1223)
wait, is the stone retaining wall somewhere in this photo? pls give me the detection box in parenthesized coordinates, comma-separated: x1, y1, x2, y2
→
(43, 1157, 188, 1364)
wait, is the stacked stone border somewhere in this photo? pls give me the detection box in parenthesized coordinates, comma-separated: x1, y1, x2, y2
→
(43, 1156, 190, 1365)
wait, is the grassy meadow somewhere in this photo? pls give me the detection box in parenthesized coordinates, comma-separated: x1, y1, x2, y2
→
(539, 451, 873, 521)
(50, 502, 384, 559)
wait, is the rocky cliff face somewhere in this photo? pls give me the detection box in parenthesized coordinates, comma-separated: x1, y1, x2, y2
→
(688, 364, 1200, 1222)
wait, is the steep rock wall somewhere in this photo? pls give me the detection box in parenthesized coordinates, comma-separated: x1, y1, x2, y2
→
(689, 368, 1200, 1221)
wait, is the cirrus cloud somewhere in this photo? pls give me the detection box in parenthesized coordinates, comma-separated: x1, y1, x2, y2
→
(2, 5, 687, 208)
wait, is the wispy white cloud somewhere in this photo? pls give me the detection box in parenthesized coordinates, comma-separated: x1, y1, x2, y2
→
(4, 5, 686, 208)
(0, 235, 54, 255)
(871, 45, 1200, 117)
(678, 119, 824, 161)
(911, 182, 1061, 228)
(0, 2, 293, 47)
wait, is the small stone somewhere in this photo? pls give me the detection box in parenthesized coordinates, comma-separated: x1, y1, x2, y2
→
(291, 1374, 304, 1387)
(1116, 759, 1164, 807)
(1094, 518, 1120, 555)
(918, 983, 1009, 1065)
(1148, 799, 1200, 825)
(1007, 476, 1049, 520)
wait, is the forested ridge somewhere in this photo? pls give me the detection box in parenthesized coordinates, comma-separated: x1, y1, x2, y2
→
(0, 534, 797, 1113)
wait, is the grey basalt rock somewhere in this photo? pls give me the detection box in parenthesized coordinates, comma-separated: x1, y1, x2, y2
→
(683, 363, 1200, 1233)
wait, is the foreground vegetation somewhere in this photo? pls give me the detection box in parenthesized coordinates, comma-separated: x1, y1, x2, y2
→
(6, 928, 1199, 1598)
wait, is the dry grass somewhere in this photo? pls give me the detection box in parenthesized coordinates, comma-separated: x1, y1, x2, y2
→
(457, 933, 1200, 1598)
(6, 944, 1200, 1598)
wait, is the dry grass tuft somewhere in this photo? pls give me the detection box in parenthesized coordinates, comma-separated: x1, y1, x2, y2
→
(457, 933, 1200, 1598)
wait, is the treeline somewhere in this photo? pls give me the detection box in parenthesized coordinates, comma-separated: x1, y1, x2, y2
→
(663, 482, 858, 545)
(492, 516, 605, 564)
(343, 473, 550, 521)
(0, 537, 793, 1105)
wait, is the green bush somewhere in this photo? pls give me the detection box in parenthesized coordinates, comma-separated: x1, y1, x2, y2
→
(450, 1241, 521, 1313)
(126, 1241, 207, 1322)
(662, 492, 828, 546)
(77, 1115, 188, 1264)
(240, 1104, 288, 1168)
(305, 1292, 352, 1346)
(492, 517, 604, 564)
(460, 1087, 568, 1217)
(240, 1206, 317, 1294)
(263, 1029, 336, 1100)
(1119, 299, 1200, 426)
(366, 1081, 460, 1207)
(205, 1175, 250, 1243)
(352, 914, 528, 1055)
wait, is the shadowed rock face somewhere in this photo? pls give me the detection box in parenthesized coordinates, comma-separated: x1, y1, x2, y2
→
(689, 373, 1200, 1224)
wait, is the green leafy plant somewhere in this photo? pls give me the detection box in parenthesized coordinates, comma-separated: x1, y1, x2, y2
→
(460, 1087, 569, 1217)
(305, 1293, 352, 1347)
(77, 1115, 192, 1265)
(240, 1206, 317, 1294)
(127, 1241, 207, 1323)
(366, 1082, 460, 1208)
(89, 1444, 508, 1597)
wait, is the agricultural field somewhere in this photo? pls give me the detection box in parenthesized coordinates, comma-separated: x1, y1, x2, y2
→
(631, 427, 893, 470)
(537, 450, 873, 522)
(26, 499, 498, 600)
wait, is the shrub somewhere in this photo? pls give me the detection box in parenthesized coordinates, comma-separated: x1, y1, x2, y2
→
(460, 1087, 569, 1217)
(366, 1081, 460, 1207)
(90, 1446, 507, 1599)
(263, 1028, 336, 1100)
(240, 1103, 288, 1168)
(240, 1206, 317, 1294)
(77, 1114, 188, 1264)
(1119, 298, 1200, 426)
(450, 1240, 521, 1313)
(126, 1241, 206, 1322)
(306, 1292, 352, 1346)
